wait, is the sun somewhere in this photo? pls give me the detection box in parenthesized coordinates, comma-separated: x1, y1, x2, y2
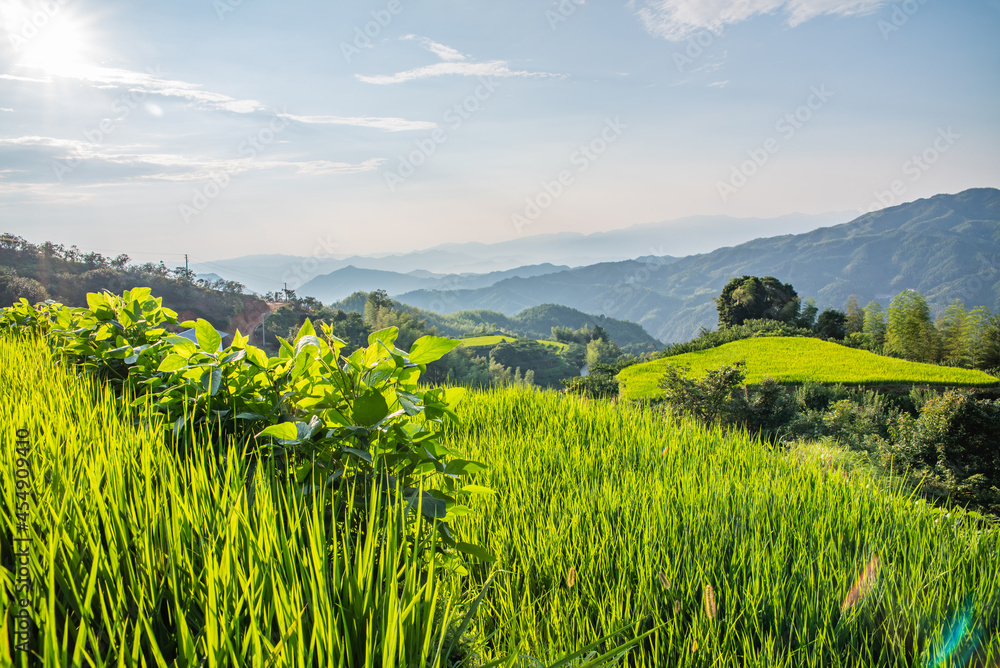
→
(18, 16, 95, 76)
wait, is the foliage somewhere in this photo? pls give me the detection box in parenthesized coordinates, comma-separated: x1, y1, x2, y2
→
(814, 308, 848, 340)
(0, 290, 488, 557)
(488, 339, 573, 388)
(863, 300, 887, 351)
(716, 275, 800, 328)
(885, 290, 940, 363)
(659, 361, 746, 425)
(0, 267, 49, 305)
(584, 337, 622, 369)
(885, 391, 1000, 510)
(442, 387, 1000, 665)
(0, 336, 486, 666)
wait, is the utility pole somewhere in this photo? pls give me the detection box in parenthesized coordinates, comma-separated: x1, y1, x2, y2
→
(284, 282, 288, 301)
(185, 254, 189, 279)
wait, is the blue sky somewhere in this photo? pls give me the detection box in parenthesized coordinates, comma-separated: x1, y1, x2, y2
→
(1, 0, 998, 263)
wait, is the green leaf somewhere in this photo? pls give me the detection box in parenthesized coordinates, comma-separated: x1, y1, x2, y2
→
(409, 336, 461, 364)
(259, 423, 299, 441)
(455, 541, 495, 563)
(353, 390, 389, 427)
(461, 484, 495, 496)
(195, 319, 222, 353)
(367, 326, 399, 349)
(343, 447, 373, 464)
(157, 354, 188, 373)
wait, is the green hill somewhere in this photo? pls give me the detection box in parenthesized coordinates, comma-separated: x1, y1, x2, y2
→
(619, 337, 1000, 401)
(460, 335, 567, 350)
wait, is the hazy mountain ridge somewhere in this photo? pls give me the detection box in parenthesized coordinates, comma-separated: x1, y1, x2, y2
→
(192, 212, 849, 293)
(399, 189, 1000, 343)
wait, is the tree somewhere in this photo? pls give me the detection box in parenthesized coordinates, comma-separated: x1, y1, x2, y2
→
(936, 299, 968, 365)
(814, 308, 847, 340)
(960, 306, 992, 369)
(862, 301, 887, 351)
(585, 338, 622, 368)
(885, 290, 939, 363)
(716, 276, 799, 328)
(796, 298, 818, 330)
(844, 295, 864, 335)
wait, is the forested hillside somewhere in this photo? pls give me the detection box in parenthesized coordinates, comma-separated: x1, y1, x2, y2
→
(399, 188, 1000, 342)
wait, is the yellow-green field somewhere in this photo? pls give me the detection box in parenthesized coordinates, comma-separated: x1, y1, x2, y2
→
(460, 335, 568, 350)
(619, 337, 999, 401)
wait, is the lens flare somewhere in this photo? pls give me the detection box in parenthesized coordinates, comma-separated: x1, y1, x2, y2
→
(926, 597, 977, 668)
(841, 554, 879, 612)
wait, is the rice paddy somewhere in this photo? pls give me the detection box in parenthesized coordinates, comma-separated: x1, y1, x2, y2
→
(3, 334, 998, 666)
(619, 337, 1000, 401)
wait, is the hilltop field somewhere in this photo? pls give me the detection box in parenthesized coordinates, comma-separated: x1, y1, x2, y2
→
(619, 337, 1000, 401)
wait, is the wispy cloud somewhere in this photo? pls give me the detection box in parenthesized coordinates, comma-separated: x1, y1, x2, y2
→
(358, 60, 560, 85)
(0, 107, 13, 112)
(279, 113, 436, 132)
(356, 36, 561, 85)
(707, 80, 730, 88)
(633, 0, 885, 40)
(0, 136, 383, 183)
(402, 35, 467, 61)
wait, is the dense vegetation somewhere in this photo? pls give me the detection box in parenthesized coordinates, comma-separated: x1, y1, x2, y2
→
(3, 285, 999, 665)
(440, 388, 1000, 665)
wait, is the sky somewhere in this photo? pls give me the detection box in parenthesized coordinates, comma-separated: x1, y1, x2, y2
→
(1, 0, 999, 265)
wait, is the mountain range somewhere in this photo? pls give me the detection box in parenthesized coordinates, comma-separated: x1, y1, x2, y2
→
(399, 188, 1000, 342)
(191, 211, 850, 294)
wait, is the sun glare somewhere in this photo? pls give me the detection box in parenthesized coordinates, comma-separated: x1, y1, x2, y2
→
(18, 17, 94, 76)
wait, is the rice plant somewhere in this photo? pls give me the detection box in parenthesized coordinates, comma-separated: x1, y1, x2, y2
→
(442, 387, 1000, 666)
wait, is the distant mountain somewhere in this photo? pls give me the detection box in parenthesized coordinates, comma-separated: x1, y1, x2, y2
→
(326, 295, 664, 353)
(191, 212, 850, 293)
(399, 189, 1000, 343)
(298, 263, 571, 304)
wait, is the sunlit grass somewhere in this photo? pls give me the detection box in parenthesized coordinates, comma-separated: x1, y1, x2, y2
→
(0, 335, 465, 667)
(460, 335, 568, 350)
(619, 337, 999, 401)
(443, 386, 1000, 666)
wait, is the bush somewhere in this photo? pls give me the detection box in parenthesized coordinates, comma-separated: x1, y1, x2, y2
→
(0, 269, 49, 306)
(732, 376, 797, 440)
(884, 391, 1000, 509)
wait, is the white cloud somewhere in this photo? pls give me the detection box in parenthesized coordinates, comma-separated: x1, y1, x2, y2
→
(402, 35, 467, 61)
(279, 113, 437, 132)
(0, 136, 384, 182)
(357, 36, 561, 84)
(707, 80, 730, 87)
(0, 107, 13, 112)
(357, 60, 560, 85)
(633, 0, 885, 40)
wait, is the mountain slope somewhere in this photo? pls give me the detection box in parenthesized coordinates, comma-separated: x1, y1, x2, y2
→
(399, 188, 1000, 343)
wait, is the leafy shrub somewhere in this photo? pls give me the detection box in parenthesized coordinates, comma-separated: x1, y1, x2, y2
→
(732, 376, 797, 439)
(659, 361, 746, 424)
(794, 381, 850, 412)
(0, 289, 492, 560)
(885, 391, 1000, 509)
(0, 269, 49, 306)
